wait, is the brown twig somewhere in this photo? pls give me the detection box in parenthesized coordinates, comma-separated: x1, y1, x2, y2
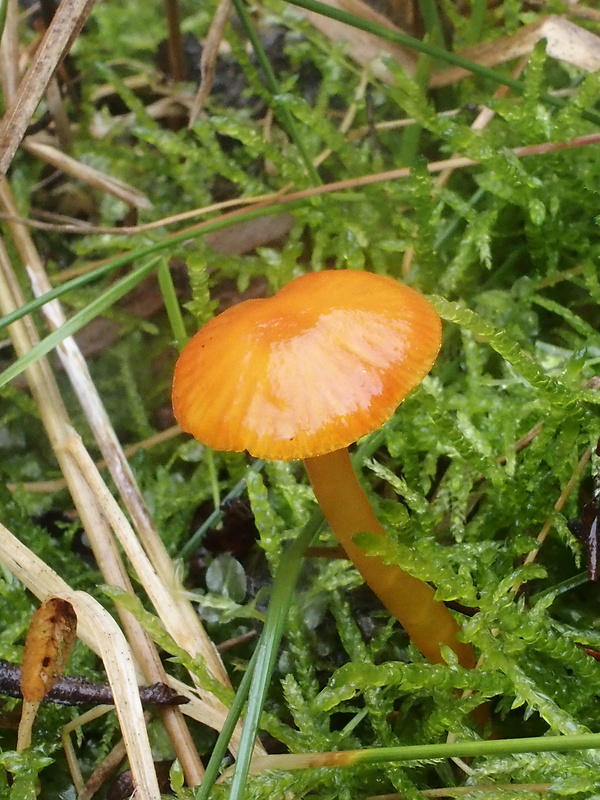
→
(164, 0, 187, 81)
(0, 658, 187, 707)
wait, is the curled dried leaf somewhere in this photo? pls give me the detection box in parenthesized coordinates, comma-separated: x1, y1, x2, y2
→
(20, 597, 78, 703)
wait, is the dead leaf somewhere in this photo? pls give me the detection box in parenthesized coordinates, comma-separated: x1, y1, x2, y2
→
(298, 2, 600, 87)
(431, 15, 600, 87)
(299, 0, 416, 82)
(17, 596, 77, 750)
(24, 138, 153, 210)
(20, 596, 77, 703)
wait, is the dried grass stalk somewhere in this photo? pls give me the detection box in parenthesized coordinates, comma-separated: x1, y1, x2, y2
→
(0, 0, 97, 177)
(0, 193, 215, 782)
(0, 178, 259, 764)
(0, 236, 205, 782)
(23, 138, 153, 210)
(188, 0, 232, 126)
(0, 181, 226, 693)
(0, 521, 162, 800)
(0, 0, 21, 101)
(431, 15, 600, 87)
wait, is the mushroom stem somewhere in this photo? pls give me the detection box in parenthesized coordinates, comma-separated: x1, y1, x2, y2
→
(303, 448, 476, 669)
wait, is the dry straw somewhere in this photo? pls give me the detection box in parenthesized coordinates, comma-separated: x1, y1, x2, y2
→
(0, 520, 162, 800)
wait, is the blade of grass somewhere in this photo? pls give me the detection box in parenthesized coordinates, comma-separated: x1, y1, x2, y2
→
(157, 260, 188, 350)
(418, 0, 448, 50)
(0, 203, 303, 334)
(403, 0, 449, 165)
(192, 645, 260, 800)
(285, 0, 600, 127)
(205, 448, 221, 511)
(197, 430, 389, 800)
(248, 730, 600, 772)
(0, 257, 160, 389)
(399, 0, 447, 167)
(466, 0, 487, 45)
(0, 258, 137, 334)
(0, 0, 7, 39)
(397, 50, 431, 165)
(194, 508, 325, 800)
(226, 509, 324, 800)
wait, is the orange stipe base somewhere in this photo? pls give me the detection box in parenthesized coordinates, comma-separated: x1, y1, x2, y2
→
(304, 448, 477, 669)
(172, 270, 441, 460)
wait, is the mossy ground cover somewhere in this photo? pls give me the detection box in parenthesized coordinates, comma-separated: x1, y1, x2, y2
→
(0, 0, 600, 797)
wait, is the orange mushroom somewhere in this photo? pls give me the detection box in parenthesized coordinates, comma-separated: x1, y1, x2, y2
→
(172, 269, 475, 668)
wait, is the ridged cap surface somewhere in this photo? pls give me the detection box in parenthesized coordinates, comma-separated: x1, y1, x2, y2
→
(172, 270, 441, 460)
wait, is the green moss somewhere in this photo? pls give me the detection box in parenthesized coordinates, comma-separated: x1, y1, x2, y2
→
(1, 0, 600, 796)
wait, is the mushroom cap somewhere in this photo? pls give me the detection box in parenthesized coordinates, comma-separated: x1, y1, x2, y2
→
(172, 270, 441, 460)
